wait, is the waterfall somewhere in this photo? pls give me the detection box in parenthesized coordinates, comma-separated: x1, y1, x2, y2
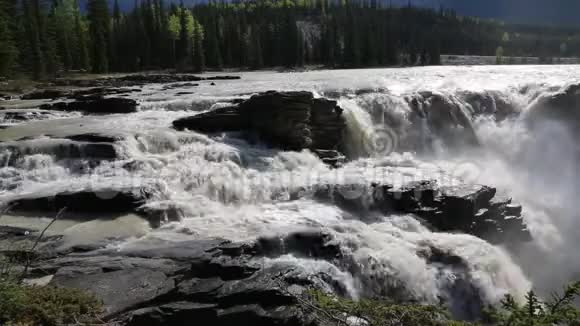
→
(3, 66, 580, 317)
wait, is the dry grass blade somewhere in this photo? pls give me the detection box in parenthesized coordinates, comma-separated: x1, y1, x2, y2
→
(20, 207, 67, 281)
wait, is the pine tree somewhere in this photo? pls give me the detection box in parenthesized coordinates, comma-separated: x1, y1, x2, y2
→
(192, 18, 204, 72)
(0, 0, 19, 76)
(53, 0, 75, 71)
(175, 4, 193, 69)
(22, 0, 45, 79)
(43, 1, 61, 76)
(87, 0, 110, 73)
(73, 0, 89, 71)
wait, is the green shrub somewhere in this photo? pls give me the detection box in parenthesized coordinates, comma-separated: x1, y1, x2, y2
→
(305, 290, 471, 326)
(305, 283, 580, 326)
(485, 282, 580, 326)
(0, 278, 103, 326)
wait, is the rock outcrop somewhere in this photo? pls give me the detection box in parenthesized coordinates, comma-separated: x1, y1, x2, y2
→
(526, 83, 580, 131)
(173, 91, 346, 164)
(0, 136, 120, 165)
(21, 87, 141, 101)
(40, 97, 138, 114)
(7, 189, 149, 214)
(0, 228, 503, 325)
(312, 180, 531, 244)
(50, 74, 240, 88)
(0, 109, 60, 124)
(408, 92, 480, 148)
(22, 236, 332, 325)
(460, 91, 519, 121)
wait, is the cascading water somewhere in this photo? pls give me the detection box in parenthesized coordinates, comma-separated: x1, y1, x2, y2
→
(2, 66, 580, 318)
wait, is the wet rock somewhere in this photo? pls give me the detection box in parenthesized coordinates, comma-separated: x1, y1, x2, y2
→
(162, 82, 199, 90)
(63, 133, 121, 143)
(0, 110, 58, 123)
(173, 106, 247, 132)
(54, 268, 175, 317)
(28, 238, 317, 325)
(461, 91, 518, 120)
(8, 189, 149, 214)
(21, 89, 68, 100)
(408, 92, 480, 148)
(68, 87, 141, 100)
(526, 83, 580, 131)
(418, 246, 484, 320)
(173, 91, 346, 164)
(205, 76, 241, 81)
(40, 97, 138, 114)
(52, 74, 240, 88)
(128, 302, 219, 326)
(254, 231, 342, 261)
(312, 149, 345, 167)
(0, 139, 119, 165)
(313, 180, 531, 244)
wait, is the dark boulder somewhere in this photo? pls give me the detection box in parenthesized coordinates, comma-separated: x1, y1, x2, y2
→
(68, 87, 141, 100)
(312, 180, 531, 244)
(253, 231, 342, 261)
(21, 89, 68, 100)
(28, 238, 317, 325)
(128, 302, 219, 326)
(0, 139, 119, 166)
(54, 268, 175, 317)
(40, 97, 138, 114)
(63, 133, 121, 143)
(205, 76, 241, 81)
(49, 74, 240, 88)
(7, 189, 149, 214)
(0, 110, 58, 123)
(461, 91, 518, 120)
(173, 106, 248, 132)
(173, 91, 346, 163)
(526, 83, 580, 132)
(408, 92, 480, 148)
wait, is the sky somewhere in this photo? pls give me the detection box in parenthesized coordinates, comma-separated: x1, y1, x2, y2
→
(107, 0, 580, 27)
(398, 0, 580, 26)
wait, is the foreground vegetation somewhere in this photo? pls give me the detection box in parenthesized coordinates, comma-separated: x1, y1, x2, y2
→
(2, 0, 580, 79)
(0, 278, 103, 325)
(304, 282, 580, 325)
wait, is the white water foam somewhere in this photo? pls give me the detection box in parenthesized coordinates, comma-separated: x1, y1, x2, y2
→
(3, 66, 580, 313)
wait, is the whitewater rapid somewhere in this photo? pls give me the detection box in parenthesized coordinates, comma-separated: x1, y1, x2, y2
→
(2, 65, 580, 315)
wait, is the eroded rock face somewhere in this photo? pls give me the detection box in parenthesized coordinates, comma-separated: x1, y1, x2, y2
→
(526, 83, 580, 131)
(40, 97, 138, 114)
(0, 110, 60, 124)
(173, 91, 346, 164)
(7, 190, 149, 214)
(312, 180, 531, 244)
(408, 92, 480, 149)
(460, 91, 519, 120)
(50, 74, 240, 88)
(0, 140, 118, 164)
(25, 237, 321, 325)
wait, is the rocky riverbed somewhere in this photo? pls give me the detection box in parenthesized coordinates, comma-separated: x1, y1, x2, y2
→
(2, 67, 580, 324)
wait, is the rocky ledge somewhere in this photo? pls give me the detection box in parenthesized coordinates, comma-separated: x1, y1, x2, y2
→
(50, 73, 240, 88)
(173, 91, 346, 166)
(0, 227, 497, 325)
(311, 180, 531, 244)
(40, 97, 138, 114)
(6, 232, 336, 326)
(526, 83, 580, 132)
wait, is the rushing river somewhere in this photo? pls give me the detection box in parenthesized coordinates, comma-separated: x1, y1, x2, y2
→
(1, 65, 580, 316)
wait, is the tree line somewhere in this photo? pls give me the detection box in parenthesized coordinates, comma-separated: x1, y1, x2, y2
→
(1, 0, 580, 79)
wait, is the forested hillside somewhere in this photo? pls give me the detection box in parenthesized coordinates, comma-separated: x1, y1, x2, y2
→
(1, 0, 580, 79)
